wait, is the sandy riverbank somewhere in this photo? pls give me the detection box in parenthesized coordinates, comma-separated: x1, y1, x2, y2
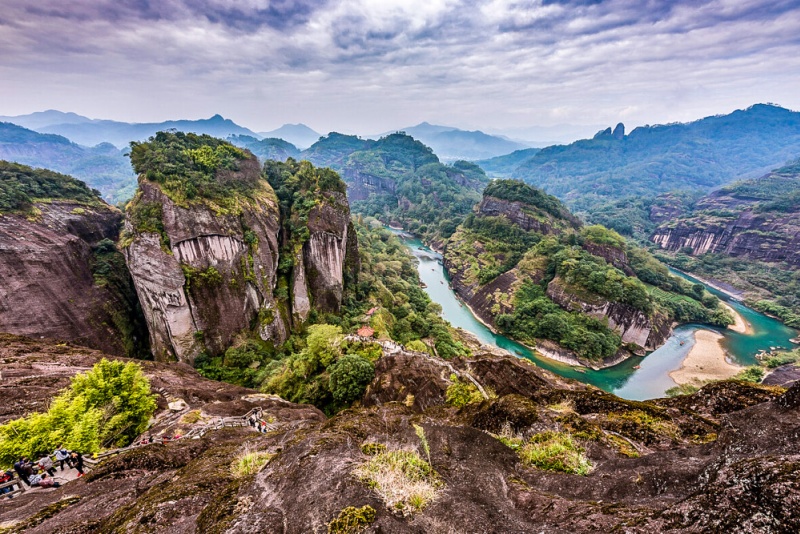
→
(669, 329, 742, 386)
(723, 302, 752, 334)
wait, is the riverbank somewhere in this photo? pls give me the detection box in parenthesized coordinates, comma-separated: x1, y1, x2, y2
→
(723, 302, 752, 334)
(669, 329, 742, 386)
(669, 267, 745, 301)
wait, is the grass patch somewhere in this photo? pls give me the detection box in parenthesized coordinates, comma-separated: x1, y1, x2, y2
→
(231, 449, 275, 478)
(353, 449, 443, 514)
(181, 410, 203, 424)
(606, 410, 680, 441)
(519, 431, 592, 475)
(548, 400, 576, 413)
(327, 505, 377, 534)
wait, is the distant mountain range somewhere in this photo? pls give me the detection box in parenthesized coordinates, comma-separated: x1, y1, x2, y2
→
(257, 124, 321, 149)
(386, 122, 529, 161)
(0, 112, 260, 149)
(477, 104, 800, 210)
(0, 122, 135, 203)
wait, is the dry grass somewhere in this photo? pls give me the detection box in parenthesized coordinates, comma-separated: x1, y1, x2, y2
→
(231, 448, 275, 478)
(547, 400, 576, 414)
(353, 448, 443, 514)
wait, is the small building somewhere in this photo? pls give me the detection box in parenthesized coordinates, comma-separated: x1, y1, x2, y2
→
(357, 326, 375, 338)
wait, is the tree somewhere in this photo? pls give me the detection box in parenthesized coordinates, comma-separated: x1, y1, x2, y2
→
(328, 355, 375, 404)
(306, 324, 343, 369)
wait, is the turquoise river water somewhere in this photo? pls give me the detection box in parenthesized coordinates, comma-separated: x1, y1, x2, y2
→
(398, 233, 798, 400)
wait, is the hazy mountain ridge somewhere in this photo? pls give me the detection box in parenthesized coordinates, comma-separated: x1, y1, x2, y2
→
(389, 122, 529, 161)
(477, 104, 800, 207)
(0, 122, 135, 203)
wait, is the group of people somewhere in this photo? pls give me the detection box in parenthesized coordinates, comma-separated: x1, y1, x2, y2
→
(246, 410, 270, 433)
(8, 445, 85, 493)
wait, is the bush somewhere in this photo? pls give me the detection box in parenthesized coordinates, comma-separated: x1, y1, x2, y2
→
(665, 384, 700, 397)
(518, 431, 592, 475)
(328, 355, 375, 405)
(735, 366, 765, 383)
(445, 374, 483, 407)
(231, 449, 275, 478)
(0, 359, 157, 467)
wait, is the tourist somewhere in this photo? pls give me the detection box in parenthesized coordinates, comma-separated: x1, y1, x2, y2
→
(70, 452, 85, 477)
(54, 445, 71, 470)
(37, 453, 57, 476)
(38, 473, 61, 488)
(13, 458, 32, 486)
(1, 470, 14, 496)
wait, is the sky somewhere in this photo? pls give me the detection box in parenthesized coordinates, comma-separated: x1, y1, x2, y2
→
(2, 0, 800, 137)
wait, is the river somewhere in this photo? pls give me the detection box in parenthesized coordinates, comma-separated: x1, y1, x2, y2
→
(398, 233, 798, 400)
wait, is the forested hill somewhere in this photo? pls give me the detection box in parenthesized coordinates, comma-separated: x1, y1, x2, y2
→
(444, 179, 733, 367)
(477, 104, 800, 208)
(301, 132, 490, 241)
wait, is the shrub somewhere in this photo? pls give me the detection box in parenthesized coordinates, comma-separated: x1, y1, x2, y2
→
(664, 384, 700, 397)
(445, 374, 483, 407)
(0, 359, 157, 467)
(735, 366, 765, 383)
(518, 431, 592, 475)
(231, 449, 275, 478)
(327, 505, 377, 534)
(353, 449, 443, 514)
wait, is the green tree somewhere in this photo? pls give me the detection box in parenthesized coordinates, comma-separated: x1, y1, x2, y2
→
(328, 355, 375, 404)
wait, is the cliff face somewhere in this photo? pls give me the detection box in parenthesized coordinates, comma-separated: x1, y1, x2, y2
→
(477, 195, 563, 234)
(300, 191, 352, 313)
(123, 176, 287, 363)
(546, 276, 671, 351)
(651, 169, 800, 266)
(0, 202, 147, 357)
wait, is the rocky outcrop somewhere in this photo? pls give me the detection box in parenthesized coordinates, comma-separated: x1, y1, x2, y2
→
(651, 170, 800, 266)
(301, 191, 352, 313)
(123, 175, 287, 363)
(477, 195, 568, 234)
(547, 276, 671, 351)
(0, 201, 147, 357)
(4, 337, 798, 533)
(344, 168, 396, 201)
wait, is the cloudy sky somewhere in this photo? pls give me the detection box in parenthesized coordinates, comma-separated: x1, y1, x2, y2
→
(2, 0, 799, 136)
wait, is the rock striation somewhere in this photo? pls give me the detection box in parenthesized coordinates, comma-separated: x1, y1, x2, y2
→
(651, 166, 800, 266)
(123, 176, 287, 363)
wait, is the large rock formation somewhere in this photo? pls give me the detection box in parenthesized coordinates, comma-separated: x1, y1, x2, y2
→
(123, 174, 287, 363)
(123, 138, 357, 364)
(297, 191, 352, 314)
(0, 162, 147, 357)
(651, 165, 800, 266)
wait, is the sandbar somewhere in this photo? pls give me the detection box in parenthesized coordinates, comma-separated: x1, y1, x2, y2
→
(723, 302, 751, 334)
(669, 329, 742, 386)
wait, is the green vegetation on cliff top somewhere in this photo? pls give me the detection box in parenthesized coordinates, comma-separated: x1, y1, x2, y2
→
(129, 131, 264, 209)
(0, 160, 103, 214)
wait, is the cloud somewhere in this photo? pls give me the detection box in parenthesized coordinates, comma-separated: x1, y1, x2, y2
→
(1, 0, 799, 134)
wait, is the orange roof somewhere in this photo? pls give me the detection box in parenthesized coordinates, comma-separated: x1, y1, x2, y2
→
(357, 326, 375, 337)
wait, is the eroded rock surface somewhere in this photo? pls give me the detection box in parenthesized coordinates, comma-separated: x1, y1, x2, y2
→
(0, 202, 146, 357)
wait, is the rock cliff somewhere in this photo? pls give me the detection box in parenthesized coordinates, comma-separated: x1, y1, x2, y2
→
(651, 165, 800, 266)
(123, 176, 287, 363)
(0, 162, 147, 357)
(444, 180, 717, 368)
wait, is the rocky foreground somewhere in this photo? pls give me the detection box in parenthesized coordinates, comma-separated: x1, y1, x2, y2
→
(1, 333, 798, 533)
